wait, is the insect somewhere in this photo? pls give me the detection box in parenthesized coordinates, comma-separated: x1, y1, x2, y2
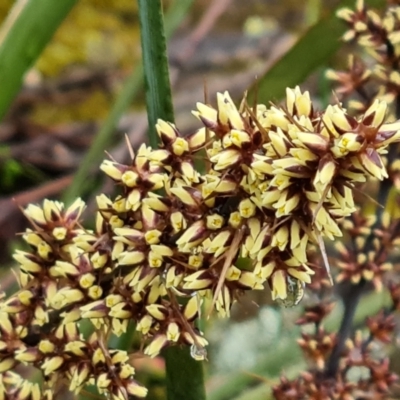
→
(275, 275, 305, 308)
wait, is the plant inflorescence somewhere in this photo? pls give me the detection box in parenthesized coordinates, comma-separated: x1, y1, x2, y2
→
(3, 0, 400, 399)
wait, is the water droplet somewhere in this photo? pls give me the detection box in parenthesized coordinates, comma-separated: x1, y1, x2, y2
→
(275, 275, 305, 308)
(190, 344, 207, 361)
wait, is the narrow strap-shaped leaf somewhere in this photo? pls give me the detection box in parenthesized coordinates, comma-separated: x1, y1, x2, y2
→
(163, 346, 206, 400)
(0, 0, 78, 121)
(138, 0, 174, 148)
(248, 0, 385, 104)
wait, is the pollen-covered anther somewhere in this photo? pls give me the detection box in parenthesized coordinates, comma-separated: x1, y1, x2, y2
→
(332, 132, 363, 157)
(79, 273, 96, 289)
(206, 214, 224, 230)
(229, 129, 251, 147)
(112, 197, 128, 213)
(228, 211, 242, 229)
(144, 229, 162, 245)
(172, 137, 189, 156)
(148, 251, 163, 268)
(187, 254, 203, 270)
(91, 251, 108, 269)
(239, 199, 256, 218)
(87, 285, 103, 300)
(121, 170, 139, 187)
(225, 265, 241, 281)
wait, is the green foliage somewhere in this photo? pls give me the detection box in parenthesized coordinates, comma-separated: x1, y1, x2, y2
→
(248, 0, 386, 104)
(0, 0, 78, 121)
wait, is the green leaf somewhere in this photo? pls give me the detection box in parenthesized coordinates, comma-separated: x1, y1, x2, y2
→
(138, 0, 174, 148)
(248, 0, 386, 104)
(163, 346, 206, 400)
(0, 0, 78, 121)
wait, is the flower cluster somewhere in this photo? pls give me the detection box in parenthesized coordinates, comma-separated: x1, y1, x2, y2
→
(327, 0, 400, 111)
(272, 2, 400, 397)
(273, 287, 399, 399)
(2, 84, 400, 398)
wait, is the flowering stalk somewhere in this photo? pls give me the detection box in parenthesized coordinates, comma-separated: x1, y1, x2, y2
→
(137, 1, 206, 399)
(274, 1, 400, 398)
(4, 1, 400, 398)
(325, 0, 400, 380)
(1, 83, 400, 398)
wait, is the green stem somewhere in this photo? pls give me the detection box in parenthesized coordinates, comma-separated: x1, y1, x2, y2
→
(163, 346, 206, 400)
(0, 0, 78, 121)
(138, 1, 205, 399)
(63, 0, 193, 203)
(138, 0, 174, 145)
